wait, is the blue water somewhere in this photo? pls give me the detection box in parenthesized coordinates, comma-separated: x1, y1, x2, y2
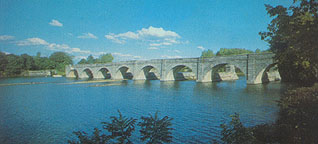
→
(0, 77, 286, 143)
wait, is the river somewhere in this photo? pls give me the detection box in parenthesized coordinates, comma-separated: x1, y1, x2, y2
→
(0, 76, 287, 143)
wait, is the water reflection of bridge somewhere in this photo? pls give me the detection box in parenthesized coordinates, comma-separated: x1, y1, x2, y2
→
(66, 53, 280, 84)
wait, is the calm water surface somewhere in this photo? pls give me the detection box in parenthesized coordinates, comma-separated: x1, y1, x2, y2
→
(0, 77, 287, 143)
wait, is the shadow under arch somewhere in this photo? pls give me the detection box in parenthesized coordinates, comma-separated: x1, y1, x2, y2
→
(67, 69, 79, 78)
(167, 65, 196, 81)
(136, 65, 159, 80)
(202, 63, 244, 82)
(97, 67, 111, 79)
(81, 68, 94, 79)
(116, 66, 133, 80)
(256, 63, 281, 84)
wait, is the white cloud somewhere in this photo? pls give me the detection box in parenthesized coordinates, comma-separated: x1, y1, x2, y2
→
(148, 47, 158, 50)
(16, 37, 49, 46)
(0, 35, 14, 40)
(105, 26, 181, 46)
(105, 33, 125, 44)
(161, 55, 182, 59)
(49, 19, 63, 27)
(112, 52, 142, 60)
(197, 46, 205, 50)
(3, 51, 10, 55)
(174, 50, 181, 53)
(137, 26, 180, 38)
(77, 33, 98, 39)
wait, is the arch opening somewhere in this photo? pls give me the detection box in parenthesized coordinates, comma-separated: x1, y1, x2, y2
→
(138, 66, 159, 80)
(97, 68, 111, 79)
(68, 69, 79, 78)
(117, 66, 133, 80)
(204, 64, 244, 82)
(82, 68, 94, 79)
(259, 64, 281, 83)
(167, 65, 195, 81)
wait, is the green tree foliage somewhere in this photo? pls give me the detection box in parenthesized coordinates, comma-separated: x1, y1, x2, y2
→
(216, 48, 253, 56)
(97, 53, 114, 63)
(21, 54, 36, 70)
(220, 113, 256, 144)
(68, 128, 109, 144)
(77, 53, 114, 64)
(78, 59, 87, 64)
(0, 51, 74, 77)
(101, 110, 137, 144)
(49, 52, 73, 73)
(276, 84, 318, 143)
(259, 0, 318, 86)
(138, 112, 173, 144)
(4, 54, 24, 76)
(201, 49, 215, 58)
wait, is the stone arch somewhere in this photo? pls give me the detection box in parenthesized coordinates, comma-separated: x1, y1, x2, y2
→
(254, 63, 281, 84)
(165, 64, 196, 81)
(67, 69, 79, 78)
(81, 68, 94, 79)
(201, 62, 246, 82)
(96, 67, 111, 79)
(115, 66, 133, 80)
(135, 65, 160, 80)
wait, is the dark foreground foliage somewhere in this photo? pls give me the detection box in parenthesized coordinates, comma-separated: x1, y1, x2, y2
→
(260, 0, 318, 86)
(139, 112, 173, 144)
(219, 84, 318, 144)
(68, 111, 173, 144)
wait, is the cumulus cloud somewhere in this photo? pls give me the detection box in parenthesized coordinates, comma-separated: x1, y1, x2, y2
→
(0, 35, 14, 41)
(49, 19, 63, 27)
(161, 55, 182, 59)
(105, 33, 125, 44)
(77, 33, 98, 39)
(174, 50, 181, 53)
(105, 26, 182, 46)
(112, 52, 142, 60)
(148, 47, 158, 50)
(197, 46, 205, 50)
(16, 38, 49, 46)
(17, 37, 92, 55)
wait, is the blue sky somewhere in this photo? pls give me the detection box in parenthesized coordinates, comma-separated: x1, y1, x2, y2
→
(0, 0, 293, 62)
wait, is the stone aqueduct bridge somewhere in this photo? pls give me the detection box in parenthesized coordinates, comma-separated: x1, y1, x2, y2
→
(65, 53, 278, 84)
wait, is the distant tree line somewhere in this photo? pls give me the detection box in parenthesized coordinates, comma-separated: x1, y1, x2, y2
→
(0, 51, 73, 77)
(200, 48, 269, 58)
(78, 53, 114, 64)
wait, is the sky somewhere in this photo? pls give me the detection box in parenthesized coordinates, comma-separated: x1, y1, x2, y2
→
(0, 0, 293, 62)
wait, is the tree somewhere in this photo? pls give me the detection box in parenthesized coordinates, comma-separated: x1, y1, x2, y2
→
(4, 54, 24, 76)
(138, 112, 173, 144)
(220, 113, 256, 144)
(68, 128, 109, 144)
(255, 49, 261, 54)
(86, 55, 95, 64)
(201, 49, 214, 58)
(216, 48, 253, 56)
(0, 52, 8, 75)
(21, 53, 35, 70)
(97, 53, 114, 63)
(101, 110, 136, 144)
(78, 58, 87, 64)
(259, 0, 318, 86)
(49, 52, 73, 74)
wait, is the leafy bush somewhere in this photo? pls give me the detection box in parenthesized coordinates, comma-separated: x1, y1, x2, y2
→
(220, 113, 256, 144)
(276, 84, 318, 143)
(139, 112, 173, 144)
(101, 110, 137, 144)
